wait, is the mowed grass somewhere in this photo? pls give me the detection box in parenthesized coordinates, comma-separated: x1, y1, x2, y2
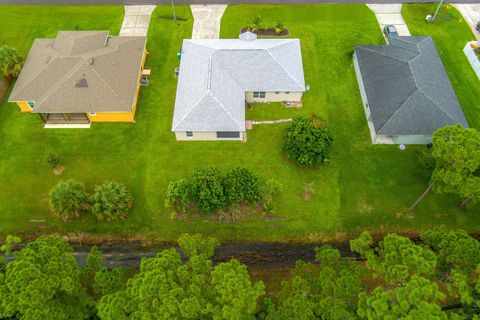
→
(403, 4, 480, 129)
(0, 5, 478, 242)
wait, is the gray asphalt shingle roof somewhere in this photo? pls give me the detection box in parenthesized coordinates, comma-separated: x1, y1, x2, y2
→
(172, 34, 305, 132)
(9, 31, 146, 113)
(355, 36, 468, 136)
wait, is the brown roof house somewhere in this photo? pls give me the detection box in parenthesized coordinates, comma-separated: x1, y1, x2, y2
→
(9, 31, 147, 128)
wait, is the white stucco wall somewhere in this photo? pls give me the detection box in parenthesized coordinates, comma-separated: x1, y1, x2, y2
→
(175, 131, 246, 141)
(245, 91, 303, 103)
(374, 134, 432, 145)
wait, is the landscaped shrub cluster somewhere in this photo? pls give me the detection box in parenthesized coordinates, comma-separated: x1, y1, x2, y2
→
(283, 113, 335, 167)
(245, 15, 287, 35)
(49, 180, 133, 222)
(166, 166, 280, 215)
(0, 45, 23, 79)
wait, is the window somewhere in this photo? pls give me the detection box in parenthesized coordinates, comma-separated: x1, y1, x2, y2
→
(275, 91, 280, 94)
(27, 101, 35, 108)
(186, 131, 193, 137)
(217, 131, 240, 139)
(253, 92, 266, 99)
(285, 91, 290, 94)
(365, 103, 369, 109)
(89, 112, 96, 116)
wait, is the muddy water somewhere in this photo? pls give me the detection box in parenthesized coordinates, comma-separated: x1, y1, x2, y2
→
(67, 241, 357, 269)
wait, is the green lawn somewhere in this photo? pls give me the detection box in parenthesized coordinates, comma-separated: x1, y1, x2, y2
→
(0, 5, 478, 242)
(403, 4, 480, 129)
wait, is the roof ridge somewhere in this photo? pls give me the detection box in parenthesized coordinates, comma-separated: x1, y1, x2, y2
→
(173, 91, 210, 130)
(357, 45, 414, 63)
(209, 91, 244, 129)
(267, 43, 304, 90)
(416, 89, 461, 124)
(90, 67, 132, 109)
(27, 58, 85, 107)
(377, 88, 418, 134)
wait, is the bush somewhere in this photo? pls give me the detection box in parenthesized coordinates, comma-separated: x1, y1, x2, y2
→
(49, 179, 89, 221)
(223, 166, 261, 204)
(0, 46, 23, 78)
(283, 113, 334, 166)
(191, 168, 226, 213)
(92, 181, 133, 221)
(165, 179, 191, 212)
(44, 147, 60, 169)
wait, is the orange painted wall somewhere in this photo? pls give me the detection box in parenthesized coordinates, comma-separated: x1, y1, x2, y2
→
(16, 102, 32, 112)
(87, 111, 135, 122)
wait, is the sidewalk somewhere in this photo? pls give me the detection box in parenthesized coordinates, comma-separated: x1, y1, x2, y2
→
(367, 4, 411, 37)
(455, 4, 480, 40)
(191, 5, 227, 39)
(120, 5, 156, 36)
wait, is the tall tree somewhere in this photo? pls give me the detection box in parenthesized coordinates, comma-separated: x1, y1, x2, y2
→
(0, 235, 92, 320)
(97, 234, 264, 320)
(409, 125, 480, 211)
(268, 245, 364, 320)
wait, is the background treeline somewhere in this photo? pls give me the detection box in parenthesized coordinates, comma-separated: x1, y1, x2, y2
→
(0, 227, 479, 320)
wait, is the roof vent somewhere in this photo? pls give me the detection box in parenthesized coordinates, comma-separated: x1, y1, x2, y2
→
(75, 77, 88, 88)
(239, 31, 257, 42)
(87, 57, 94, 65)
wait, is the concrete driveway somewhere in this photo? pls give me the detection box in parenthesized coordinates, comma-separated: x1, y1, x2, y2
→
(367, 4, 411, 37)
(191, 5, 227, 39)
(455, 4, 480, 40)
(120, 5, 156, 36)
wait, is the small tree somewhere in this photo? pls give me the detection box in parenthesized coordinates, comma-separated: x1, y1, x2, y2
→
(409, 125, 480, 211)
(191, 168, 225, 213)
(223, 166, 261, 204)
(0, 46, 23, 79)
(283, 113, 335, 167)
(92, 181, 133, 221)
(43, 147, 60, 169)
(49, 179, 89, 221)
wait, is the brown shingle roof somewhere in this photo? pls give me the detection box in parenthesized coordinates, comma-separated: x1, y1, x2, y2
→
(9, 31, 146, 113)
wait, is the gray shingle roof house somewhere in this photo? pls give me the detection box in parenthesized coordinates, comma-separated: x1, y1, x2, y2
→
(9, 31, 147, 127)
(172, 32, 305, 141)
(353, 36, 468, 144)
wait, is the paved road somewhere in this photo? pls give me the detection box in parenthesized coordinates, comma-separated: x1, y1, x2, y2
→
(2, 0, 480, 5)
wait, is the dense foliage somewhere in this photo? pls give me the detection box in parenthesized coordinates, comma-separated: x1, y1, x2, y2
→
(92, 181, 133, 221)
(49, 179, 89, 221)
(97, 234, 264, 319)
(1, 229, 479, 319)
(0, 45, 23, 78)
(166, 167, 272, 214)
(410, 125, 480, 211)
(283, 113, 334, 166)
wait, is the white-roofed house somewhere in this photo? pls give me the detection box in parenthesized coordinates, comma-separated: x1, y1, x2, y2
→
(172, 32, 306, 141)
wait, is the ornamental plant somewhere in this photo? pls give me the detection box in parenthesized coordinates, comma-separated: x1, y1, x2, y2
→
(92, 181, 133, 221)
(283, 113, 334, 167)
(49, 179, 89, 221)
(191, 168, 226, 213)
(223, 166, 261, 204)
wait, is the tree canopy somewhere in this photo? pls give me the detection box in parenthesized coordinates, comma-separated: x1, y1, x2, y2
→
(0, 45, 23, 78)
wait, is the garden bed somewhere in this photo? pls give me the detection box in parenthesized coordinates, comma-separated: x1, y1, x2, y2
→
(240, 27, 290, 37)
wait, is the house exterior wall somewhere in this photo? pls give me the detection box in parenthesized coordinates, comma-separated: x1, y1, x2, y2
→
(175, 131, 246, 141)
(245, 91, 303, 103)
(16, 102, 33, 112)
(354, 52, 379, 144)
(87, 109, 135, 122)
(374, 134, 432, 145)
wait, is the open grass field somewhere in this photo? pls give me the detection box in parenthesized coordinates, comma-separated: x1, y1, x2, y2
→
(0, 5, 478, 242)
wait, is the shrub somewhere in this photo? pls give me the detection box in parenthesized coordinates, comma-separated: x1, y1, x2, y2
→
(191, 168, 226, 213)
(283, 113, 335, 166)
(165, 179, 191, 212)
(0, 46, 23, 78)
(92, 181, 133, 221)
(274, 21, 285, 34)
(49, 179, 89, 221)
(223, 166, 261, 204)
(44, 147, 60, 169)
